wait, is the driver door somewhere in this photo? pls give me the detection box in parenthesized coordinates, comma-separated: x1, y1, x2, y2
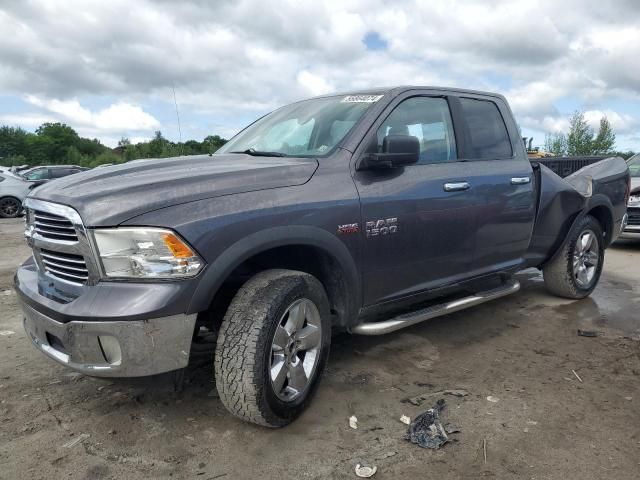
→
(353, 94, 480, 306)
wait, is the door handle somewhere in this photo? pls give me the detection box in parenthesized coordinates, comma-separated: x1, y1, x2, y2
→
(443, 182, 471, 192)
(511, 177, 531, 185)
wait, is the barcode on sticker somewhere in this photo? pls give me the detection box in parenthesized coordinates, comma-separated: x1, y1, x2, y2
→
(342, 95, 384, 103)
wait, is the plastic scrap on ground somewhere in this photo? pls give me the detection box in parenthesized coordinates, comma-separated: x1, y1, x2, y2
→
(355, 464, 377, 478)
(404, 399, 460, 449)
(349, 415, 358, 429)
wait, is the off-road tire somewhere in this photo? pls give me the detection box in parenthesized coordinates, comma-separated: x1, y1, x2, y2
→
(543, 215, 605, 299)
(214, 269, 331, 427)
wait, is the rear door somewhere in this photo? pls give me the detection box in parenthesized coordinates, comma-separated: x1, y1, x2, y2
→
(352, 93, 479, 306)
(452, 95, 536, 275)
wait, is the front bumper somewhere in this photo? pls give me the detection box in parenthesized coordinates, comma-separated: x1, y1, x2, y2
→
(15, 259, 198, 377)
(620, 208, 640, 239)
(21, 302, 196, 377)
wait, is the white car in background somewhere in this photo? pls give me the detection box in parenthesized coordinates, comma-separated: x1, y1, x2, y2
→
(0, 172, 37, 218)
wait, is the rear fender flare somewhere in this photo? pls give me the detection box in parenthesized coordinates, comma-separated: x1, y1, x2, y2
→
(542, 194, 614, 268)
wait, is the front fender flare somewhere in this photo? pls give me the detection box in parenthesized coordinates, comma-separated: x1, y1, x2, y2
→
(186, 225, 361, 321)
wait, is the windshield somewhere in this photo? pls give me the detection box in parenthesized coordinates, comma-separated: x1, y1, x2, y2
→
(628, 154, 640, 177)
(217, 94, 384, 157)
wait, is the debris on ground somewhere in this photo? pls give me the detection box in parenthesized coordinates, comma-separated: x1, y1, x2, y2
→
(572, 370, 583, 383)
(486, 396, 500, 403)
(349, 415, 358, 429)
(403, 388, 469, 406)
(0, 331, 15, 336)
(63, 433, 90, 448)
(483, 438, 487, 463)
(373, 451, 397, 461)
(354, 464, 377, 478)
(444, 423, 461, 434)
(399, 415, 411, 425)
(578, 329, 599, 337)
(405, 399, 458, 449)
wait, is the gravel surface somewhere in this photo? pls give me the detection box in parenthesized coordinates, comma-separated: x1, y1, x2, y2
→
(0, 217, 639, 479)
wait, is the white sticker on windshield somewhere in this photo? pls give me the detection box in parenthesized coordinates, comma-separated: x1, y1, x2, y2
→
(341, 95, 384, 103)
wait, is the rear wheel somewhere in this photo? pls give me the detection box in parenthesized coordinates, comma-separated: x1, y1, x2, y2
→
(214, 269, 331, 427)
(0, 197, 21, 218)
(543, 215, 604, 299)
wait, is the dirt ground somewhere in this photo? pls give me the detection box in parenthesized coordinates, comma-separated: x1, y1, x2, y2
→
(0, 217, 639, 480)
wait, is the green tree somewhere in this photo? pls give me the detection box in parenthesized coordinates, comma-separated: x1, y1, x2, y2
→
(592, 116, 616, 154)
(0, 126, 29, 160)
(204, 134, 227, 153)
(148, 130, 167, 157)
(566, 111, 594, 156)
(544, 132, 567, 156)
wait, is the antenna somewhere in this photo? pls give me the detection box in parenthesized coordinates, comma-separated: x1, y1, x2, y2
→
(172, 83, 184, 155)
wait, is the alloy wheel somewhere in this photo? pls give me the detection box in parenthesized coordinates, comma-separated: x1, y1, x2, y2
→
(269, 298, 322, 402)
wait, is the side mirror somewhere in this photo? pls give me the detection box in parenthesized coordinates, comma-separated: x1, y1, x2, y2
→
(361, 135, 420, 169)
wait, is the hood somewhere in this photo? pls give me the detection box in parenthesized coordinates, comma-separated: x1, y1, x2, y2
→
(30, 154, 318, 226)
(631, 177, 640, 192)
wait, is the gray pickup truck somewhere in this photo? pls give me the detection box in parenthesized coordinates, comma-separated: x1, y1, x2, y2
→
(15, 87, 630, 427)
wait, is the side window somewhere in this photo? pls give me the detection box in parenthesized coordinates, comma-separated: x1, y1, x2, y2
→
(51, 168, 71, 178)
(459, 98, 512, 159)
(376, 97, 457, 164)
(25, 168, 48, 180)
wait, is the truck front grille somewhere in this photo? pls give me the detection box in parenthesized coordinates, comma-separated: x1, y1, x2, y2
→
(40, 249, 89, 283)
(25, 199, 97, 287)
(628, 208, 640, 226)
(33, 210, 78, 242)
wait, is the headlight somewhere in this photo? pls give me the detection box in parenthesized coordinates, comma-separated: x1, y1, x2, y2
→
(92, 228, 203, 279)
(629, 194, 640, 207)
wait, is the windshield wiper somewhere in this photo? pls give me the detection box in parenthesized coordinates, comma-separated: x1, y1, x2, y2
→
(229, 148, 288, 157)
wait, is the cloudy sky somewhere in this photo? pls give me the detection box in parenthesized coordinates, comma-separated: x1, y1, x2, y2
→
(1, 0, 640, 150)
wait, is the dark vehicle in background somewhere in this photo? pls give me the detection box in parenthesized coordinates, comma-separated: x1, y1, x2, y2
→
(621, 153, 640, 239)
(15, 86, 630, 427)
(20, 165, 87, 181)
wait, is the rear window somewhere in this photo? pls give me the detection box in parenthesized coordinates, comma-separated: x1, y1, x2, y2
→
(460, 98, 512, 159)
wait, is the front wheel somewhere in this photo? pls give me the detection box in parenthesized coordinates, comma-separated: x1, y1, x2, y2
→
(543, 215, 605, 299)
(214, 269, 331, 427)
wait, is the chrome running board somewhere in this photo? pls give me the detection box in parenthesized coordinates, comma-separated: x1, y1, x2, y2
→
(351, 279, 520, 336)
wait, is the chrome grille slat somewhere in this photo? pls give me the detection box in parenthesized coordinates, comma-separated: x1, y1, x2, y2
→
(32, 208, 78, 242)
(34, 227, 78, 238)
(35, 219, 74, 229)
(43, 265, 89, 281)
(34, 213, 70, 222)
(41, 258, 89, 274)
(39, 248, 89, 284)
(40, 251, 86, 265)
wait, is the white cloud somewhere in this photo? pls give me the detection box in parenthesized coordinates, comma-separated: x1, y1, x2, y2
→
(296, 70, 333, 96)
(584, 110, 637, 134)
(0, 0, 639, 147)
(24, 95, 160, 133)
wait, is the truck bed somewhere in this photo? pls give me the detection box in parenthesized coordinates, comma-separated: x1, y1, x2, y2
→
(533, 156, 606, 178)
